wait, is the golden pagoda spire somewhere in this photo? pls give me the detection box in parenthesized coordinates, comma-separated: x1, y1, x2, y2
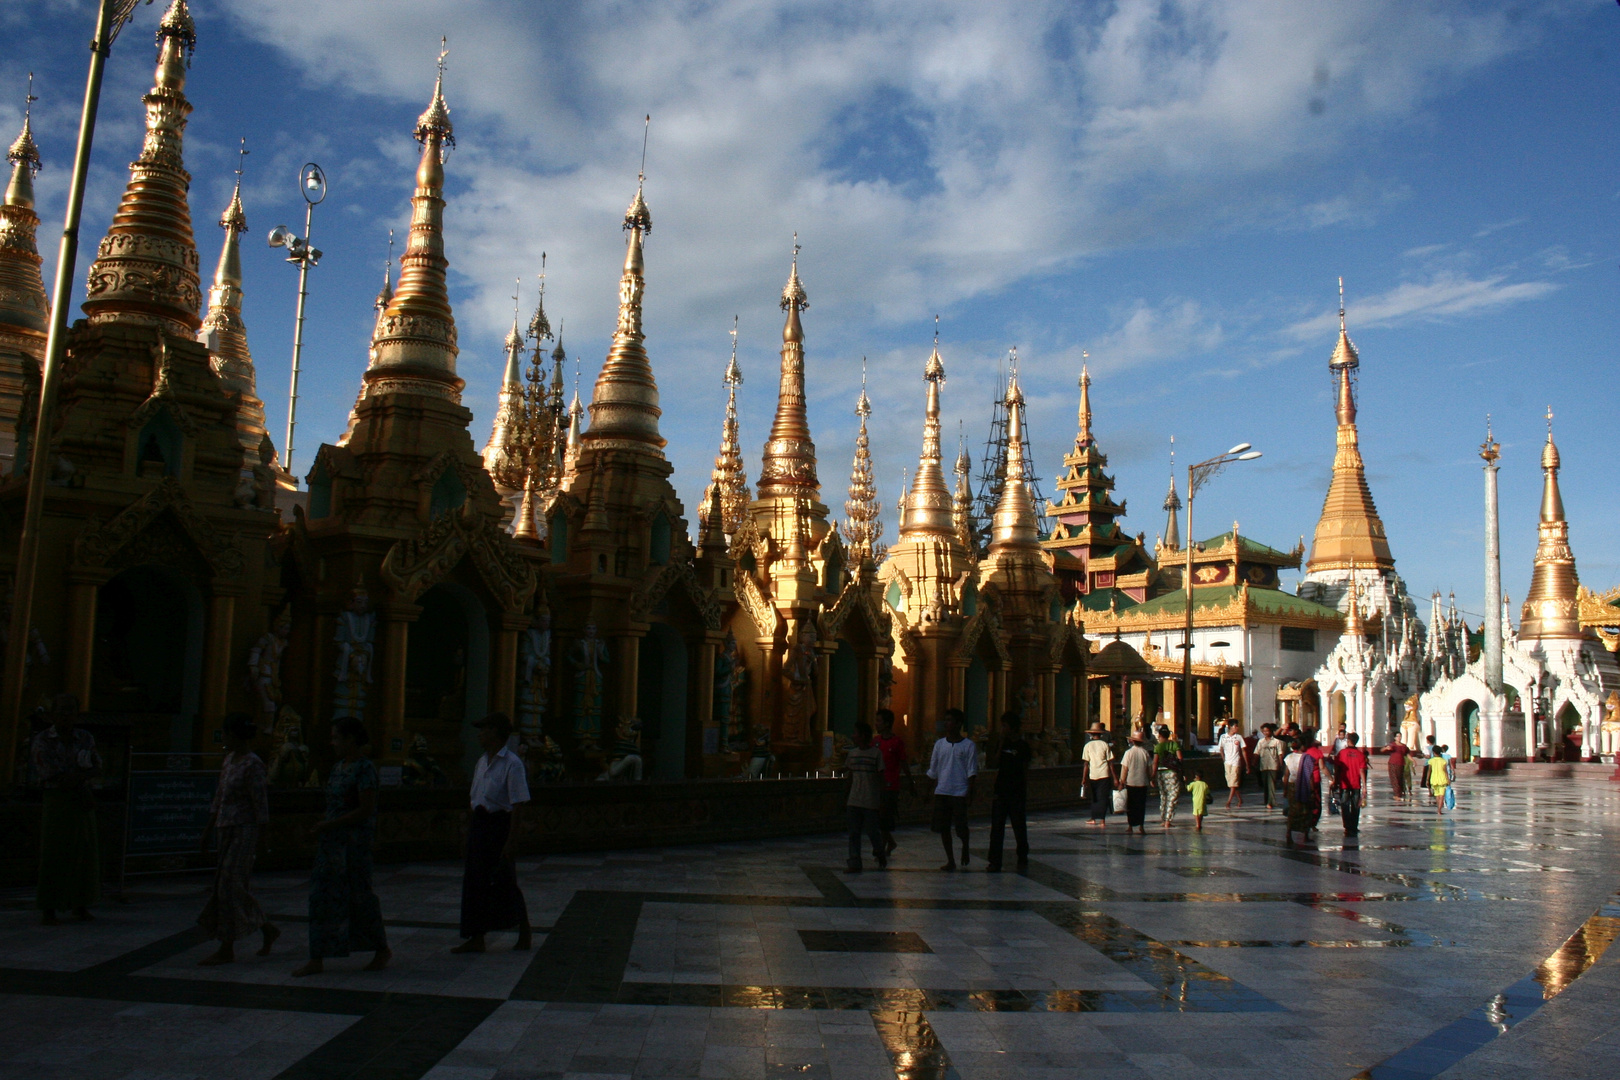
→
(758, 235, 818, 498)
(482, 278, 527, 482)
(1519, 407, 1583, 640)
(990, 357, 1040, 552)
(952, 422, 975, 553)
(1161, 437, 1181, 551)
(698, 478, 727, 554)
(0, 73, 48, 339)
(583, 117, 664, 452)
(372, 230, 394, 340)
(366, 41, 462, 400)
(1075, 355, 1093, 449)
(199, 139, 270, 461)
(1307, 278, 1394, 572)
(900, 317, 954, 539)
(548, 323, 568, 472)
(705, 316, 752, 535)
(1343, 561, 1365, 639)
(563, 361, 583, 478)
(842, 357, 883, 562)
(82, 0, 201, 337)
(512, 473, 541, 542)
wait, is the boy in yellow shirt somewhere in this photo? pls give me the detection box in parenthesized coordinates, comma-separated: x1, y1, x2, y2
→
(1188, 774, 1211, 832)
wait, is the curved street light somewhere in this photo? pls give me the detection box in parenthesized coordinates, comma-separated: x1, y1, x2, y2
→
(1179, 443, 1262, 741)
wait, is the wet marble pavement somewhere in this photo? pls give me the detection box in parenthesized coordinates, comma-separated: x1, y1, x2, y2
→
(1, 775, 1618, 1080)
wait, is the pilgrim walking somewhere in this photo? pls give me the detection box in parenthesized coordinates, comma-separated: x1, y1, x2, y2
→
(456, 713, 534, 952)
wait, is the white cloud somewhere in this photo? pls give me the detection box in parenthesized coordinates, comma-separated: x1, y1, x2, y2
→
(208, 0, 1552, 347)
(1283, 272, 1559, 340)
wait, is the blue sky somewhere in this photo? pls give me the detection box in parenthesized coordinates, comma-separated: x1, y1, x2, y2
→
(7, 1, 1618, 623)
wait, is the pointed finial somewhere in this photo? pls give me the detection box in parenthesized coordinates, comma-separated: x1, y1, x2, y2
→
(552, 319, 566, 365)
(415, 38, 454, 147)
(1338, 275, 1346, 331)
(235, 136, 248, 180)
(7, 73, 42, 180)
(855, 356, 870, 418)
(1076, 352, 1093, 444)
(934, 313, 940, 347)
(1008, 344, 1018, 377)
(1546, 404, 1554, 436)
(1480, 413, 1500, 465)
(1169, 434, 1175, 473)
(780, 234, 808, 311)
(527, 252, 552, 342)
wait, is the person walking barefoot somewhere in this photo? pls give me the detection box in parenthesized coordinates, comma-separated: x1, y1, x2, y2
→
(453, 713, 534, 953)
(197, 713, 278, 965)
(292, 718, 391, 977)
(927, 710, 976, 871)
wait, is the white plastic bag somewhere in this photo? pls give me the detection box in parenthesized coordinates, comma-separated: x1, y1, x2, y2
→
(1112, 787, 1128, 813)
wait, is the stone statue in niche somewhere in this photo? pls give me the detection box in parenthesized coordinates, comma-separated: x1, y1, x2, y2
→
(747, 724, 776, 778)
(268, 707, 319, 789)
(517, 609, 551, 743)
(529, 736, 567, 785)
(877, 655, 893, 709)
(246, 608, 292, 722)
(1399, 694, 1422, 751)
(1600, 692, 1620, 759)
(728, 638, 750, 753)
(401, 733, 449, 788)
(569, 622, 607, 752)
(782, 618, 817, 743)
(597, 717, 643, 781)
(332, 587, 375, 719)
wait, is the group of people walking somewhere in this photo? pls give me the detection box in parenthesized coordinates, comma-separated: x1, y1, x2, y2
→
(31, 702, 532, 974)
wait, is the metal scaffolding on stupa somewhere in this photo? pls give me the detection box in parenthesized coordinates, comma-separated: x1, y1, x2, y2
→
(970, 349, 1048, 551)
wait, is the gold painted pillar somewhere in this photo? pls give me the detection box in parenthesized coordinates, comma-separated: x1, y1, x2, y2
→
(992, 669, 1006, 724)
(1129, 679, 1144, 727)
(1196, 680, 1213, 742)
(760, 638, 781, 743)
(617, 634, 641, 723)
(379, 600, 419, 760)
(1098, 682, 1114, 733)
(1232, 681, 1246, 731)
(813, 648, 831, 760)
(860, 656, 880, 725)
(492, 614, 528, 720)
(1041, 670, 1056, 734)
(947, 658, 966, 712)
(63, 574, 102, 708)
(695, 638, 716, 769)
(198, 591, 239, 737)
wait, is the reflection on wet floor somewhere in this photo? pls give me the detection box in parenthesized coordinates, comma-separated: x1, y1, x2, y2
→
(872, 1009, 957, 1080)
(1354, 889, 1620, 1080)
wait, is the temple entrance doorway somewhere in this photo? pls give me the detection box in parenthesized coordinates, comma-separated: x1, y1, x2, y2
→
(1457, 700, 1479, 763)
(92, 565, 204, 751)
(638, 623, 688, 780)
(1557, 702, 1583, 762)
(406, 582, 489, 780)
(829, 642, 858, 738)
(964, 658, 988, 732)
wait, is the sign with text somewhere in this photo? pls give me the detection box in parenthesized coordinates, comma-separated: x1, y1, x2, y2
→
(126, 771, 217, 856)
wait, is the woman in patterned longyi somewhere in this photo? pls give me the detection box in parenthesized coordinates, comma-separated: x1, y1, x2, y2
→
(292, 717, 391, 977)
(196, 713, 278, 964)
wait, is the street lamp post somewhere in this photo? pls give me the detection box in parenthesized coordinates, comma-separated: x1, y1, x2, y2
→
(1179, 443, 1263, 742)
(267, 162, 326, 480)
(1, 0, 153, 783)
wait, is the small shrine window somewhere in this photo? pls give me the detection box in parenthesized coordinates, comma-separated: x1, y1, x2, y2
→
(1280, 627, 1315, 652)
(649, 511, 671, 565)
(429, 467, 466, 519)
(134, 412, 182, 478)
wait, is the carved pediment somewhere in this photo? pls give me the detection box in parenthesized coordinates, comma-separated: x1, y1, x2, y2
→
(74, 477, 244, 578)
(952, 606, 1010, 666)
(380, 505, 537, 612)
(629, 558, 721, 630)
(733, 568, 783, 640)
(819, 575, 893, 649)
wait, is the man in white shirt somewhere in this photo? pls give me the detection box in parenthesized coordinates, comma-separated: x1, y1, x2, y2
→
(1080, 725, 1117, 828)
(455, 713, 533, 954)
(927, 709, 977, 871)
(1219, 721, 1247, 809)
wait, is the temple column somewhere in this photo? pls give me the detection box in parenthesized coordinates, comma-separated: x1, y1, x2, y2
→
(1041, 670, 1056, 734)
(1162, 680, 1181, 733)
(695, 637, 717, 767)
(379, 600, 420, 760)
(1196, 680, 1212, 742)
(63, 573, 104, 708)
(860, 655, 880, 726)
(492, 613, 528, 720)
(991, 669, 1006, 726)
(760, 639, 781, 744)
(947, 658, 966, 712)
(813, 648, 831, 763)
(1128, 679, 1144, 728)
(617, 634, 641, 723)
(198, 590, 239, 742)
(1098, 682, 1114, 733)
(1232, 680, 1246, 732)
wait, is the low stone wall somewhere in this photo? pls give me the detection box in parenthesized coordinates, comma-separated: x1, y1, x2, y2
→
(0, 766, 1091, 884)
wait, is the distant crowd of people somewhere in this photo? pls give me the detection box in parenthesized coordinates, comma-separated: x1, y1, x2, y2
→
(31, 697, 1464, 964)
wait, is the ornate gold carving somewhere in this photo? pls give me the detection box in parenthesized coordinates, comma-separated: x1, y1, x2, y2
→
(733, 566, 782, 640)
(380, 506, 537, 613)
(628, 559, 721, 630)
(74, 477, 244, 578)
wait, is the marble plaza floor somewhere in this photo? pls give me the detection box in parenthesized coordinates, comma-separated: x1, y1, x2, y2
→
(2, 775, 1620, 1080)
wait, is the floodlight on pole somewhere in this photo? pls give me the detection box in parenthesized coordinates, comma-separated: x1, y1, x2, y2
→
(1179, 442, 1262, 742)
(272, 161, 326, 481)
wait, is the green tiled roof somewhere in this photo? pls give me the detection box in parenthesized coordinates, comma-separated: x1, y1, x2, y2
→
(1197, 531, 1294, 561)
(1106, 585, 1340, 621)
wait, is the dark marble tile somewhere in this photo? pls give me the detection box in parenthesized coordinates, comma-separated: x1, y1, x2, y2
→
(797, 930, 932, 954)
